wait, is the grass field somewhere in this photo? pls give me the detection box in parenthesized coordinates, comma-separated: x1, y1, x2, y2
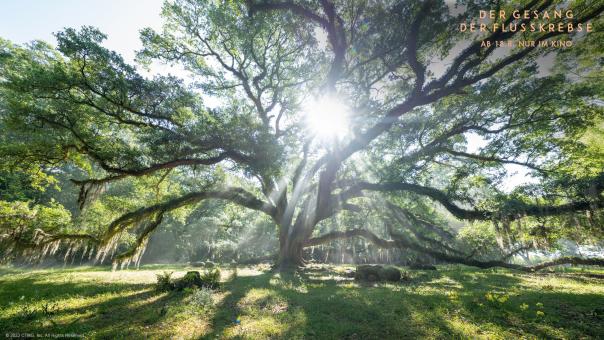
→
(1, 264, 603, 339)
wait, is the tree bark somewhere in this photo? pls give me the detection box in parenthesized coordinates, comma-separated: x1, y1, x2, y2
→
(277, 237, 305, 269)
(276, 221, 307, 270)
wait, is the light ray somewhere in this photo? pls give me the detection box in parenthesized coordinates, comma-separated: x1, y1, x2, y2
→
(303, 96, 350, 143)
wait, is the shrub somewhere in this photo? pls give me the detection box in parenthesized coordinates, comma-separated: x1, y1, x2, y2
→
(355, 265, 381, 281)
(354, 265, 401, 282)
(201, 268, 221, 289)
(190, 287, 213, 308)
(156, 271, 174, 291)
(160, 269, 221, 291)
(379, 266, 402, 281)
(175, 271, 204, 290)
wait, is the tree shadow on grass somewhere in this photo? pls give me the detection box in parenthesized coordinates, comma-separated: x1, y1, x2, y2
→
(0, 271, 148, 302)
(203, 266, 604, 339)
(533, 271, 604, 283)
(2, 266, 602, 339)
(202, 271, 275, 338)
(0, 273, 182, 339)
(455, 286, 604, 338)
(203, 267, 463, 339)
(422, 268, 604, 339)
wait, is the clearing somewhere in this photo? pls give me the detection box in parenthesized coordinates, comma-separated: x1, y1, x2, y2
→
(1, 265, 603, 339)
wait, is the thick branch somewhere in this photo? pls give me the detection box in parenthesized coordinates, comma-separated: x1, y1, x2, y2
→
(113, 212, 164, 267)
(306, 228, 604, 272)
(443, 149, 547, 174)
(104, 187, 277, 243)
(249, 0, 346, 89)
(305, 228, 395, 248)
(348, 181, 604, 221)
(405, 0, 433, 93)
(309, 3, 604, 209)
(71, 150, 252, 209)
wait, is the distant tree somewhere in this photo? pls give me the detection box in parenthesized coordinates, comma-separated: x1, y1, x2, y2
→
(1, 0, 603, 270)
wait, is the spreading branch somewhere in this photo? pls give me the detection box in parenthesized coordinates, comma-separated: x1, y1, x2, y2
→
(306, 228, 604, 272)
(343, 180, 604, 221)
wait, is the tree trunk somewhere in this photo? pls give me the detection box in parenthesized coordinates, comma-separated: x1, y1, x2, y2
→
(275, 205, 318, 270)
(277, 238, 304, 269)
(276, 223, 306, 270)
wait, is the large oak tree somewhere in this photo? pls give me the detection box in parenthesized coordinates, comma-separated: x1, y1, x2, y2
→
(1, 0, 603, 270)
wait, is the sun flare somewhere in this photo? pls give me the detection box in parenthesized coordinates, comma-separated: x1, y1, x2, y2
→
(303, 96, 350, 142)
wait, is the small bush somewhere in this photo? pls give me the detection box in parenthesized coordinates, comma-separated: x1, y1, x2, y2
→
(379, 266, 402, 281)
(156, 271, 174, 291)
(159, 269, 221, 291)
(190, 287, 213, 308)
(355, 265, 401, 282)
(201, 268, 221, 289)
(175, 271, 203, 290)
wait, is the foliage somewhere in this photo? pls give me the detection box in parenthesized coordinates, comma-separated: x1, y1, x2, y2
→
(0, 200, 76, 263)
(155, 271, 174, 291)
(164, 268, 222, 291)
(457, 222, 503, 260)
(174, 271, 204, 290)
(354, 265, 401, 282)
(0, 0, 603, 268)
(200, 268, 222, 289)
(0, 200, 71, 232)
(189, 287, 214, 308)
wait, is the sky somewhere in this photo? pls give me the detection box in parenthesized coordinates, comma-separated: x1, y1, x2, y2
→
(0, 0, 534, 192)
(0, 0, 164, 64)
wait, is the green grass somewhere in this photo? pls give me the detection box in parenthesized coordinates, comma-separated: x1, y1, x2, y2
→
(1, 264, 603, 339)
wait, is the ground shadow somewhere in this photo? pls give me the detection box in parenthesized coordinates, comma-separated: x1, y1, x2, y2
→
(0, 271, 181, 339)
(203, 267, 464, 339)
(203, 265, 604, 339)
(2, 266, 602, 339)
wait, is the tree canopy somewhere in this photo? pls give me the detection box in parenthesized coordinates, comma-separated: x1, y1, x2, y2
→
(1, 0, 603, 270)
